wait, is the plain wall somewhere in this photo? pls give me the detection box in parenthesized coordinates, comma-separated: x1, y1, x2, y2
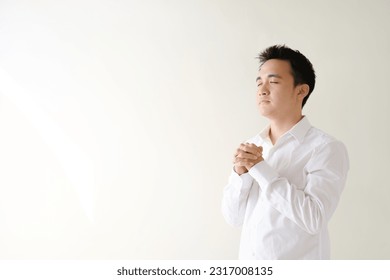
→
(0, 0, 389, 259)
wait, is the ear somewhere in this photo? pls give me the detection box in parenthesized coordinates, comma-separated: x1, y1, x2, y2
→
(297, 84, 309, 100)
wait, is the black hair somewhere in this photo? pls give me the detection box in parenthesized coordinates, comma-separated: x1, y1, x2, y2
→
(257, 45, 316, 108)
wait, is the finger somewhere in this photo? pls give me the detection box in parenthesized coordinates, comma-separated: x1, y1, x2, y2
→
(236, 151, 258, 160)
(236, 157, 260, 165)
(241, 143, 262, 156)
(245, 142, 262, 150)
(234, 160, 248, 167)
(234, 148, 242, 157)
(247, 143, 263, 153)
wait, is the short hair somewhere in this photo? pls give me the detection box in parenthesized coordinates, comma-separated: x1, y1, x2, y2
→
(257, 45, 316, 108)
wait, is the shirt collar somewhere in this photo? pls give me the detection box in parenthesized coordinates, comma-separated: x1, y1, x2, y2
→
(288, 116, 312, 143)
(258, 116, 312, 144)
(259, 124, 271, 142)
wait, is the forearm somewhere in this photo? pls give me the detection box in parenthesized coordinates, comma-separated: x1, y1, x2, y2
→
(221, 170, 254, 227)
(248, 158, 348, 234)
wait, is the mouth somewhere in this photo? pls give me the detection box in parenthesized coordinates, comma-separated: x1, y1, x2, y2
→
(260, 100, 270, 104)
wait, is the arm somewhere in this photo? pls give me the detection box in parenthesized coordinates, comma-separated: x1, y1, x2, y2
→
(248, 141, 349, 234)
(221, 170, 254, 227)
(221, 143, 262, 227)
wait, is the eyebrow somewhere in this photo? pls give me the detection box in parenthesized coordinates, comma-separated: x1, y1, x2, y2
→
(256, 74, 282, 82)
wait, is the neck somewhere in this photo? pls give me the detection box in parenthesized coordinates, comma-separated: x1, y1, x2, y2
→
(269, 114, 304, 145)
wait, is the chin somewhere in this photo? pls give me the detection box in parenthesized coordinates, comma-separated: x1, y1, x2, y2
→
(258, 107, 270, 116)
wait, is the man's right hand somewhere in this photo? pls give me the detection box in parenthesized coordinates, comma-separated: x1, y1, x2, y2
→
(233, 143, 263, 175)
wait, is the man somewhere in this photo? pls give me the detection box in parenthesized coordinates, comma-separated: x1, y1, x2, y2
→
(221, 45, 349, 259)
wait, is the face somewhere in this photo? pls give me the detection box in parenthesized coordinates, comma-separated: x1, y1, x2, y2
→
(256, 59, 305, 120)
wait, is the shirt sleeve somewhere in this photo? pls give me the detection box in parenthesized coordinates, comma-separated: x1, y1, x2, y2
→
(221, 168, 254, 227)
(248, 140, 349, 235)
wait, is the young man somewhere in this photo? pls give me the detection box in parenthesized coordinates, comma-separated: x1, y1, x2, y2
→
(221, 45, 349, 259)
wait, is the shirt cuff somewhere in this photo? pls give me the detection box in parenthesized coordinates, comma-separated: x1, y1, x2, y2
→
(248, 161, 279, 191)
(230, 167, 253, 190)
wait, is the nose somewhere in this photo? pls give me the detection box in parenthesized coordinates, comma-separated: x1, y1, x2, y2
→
(258, 86, 270, 96)
(258, 84, 269, 96)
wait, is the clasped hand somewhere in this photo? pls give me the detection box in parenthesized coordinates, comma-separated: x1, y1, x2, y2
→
(233, 143, 264, 175)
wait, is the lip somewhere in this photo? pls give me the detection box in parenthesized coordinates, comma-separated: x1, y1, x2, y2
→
(260, 100, 270, 103)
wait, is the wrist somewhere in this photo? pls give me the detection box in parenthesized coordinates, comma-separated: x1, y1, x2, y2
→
(234, 166, 248, 175)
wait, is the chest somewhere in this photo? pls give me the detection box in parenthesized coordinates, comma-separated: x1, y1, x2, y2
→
(262, 140, 313, 189)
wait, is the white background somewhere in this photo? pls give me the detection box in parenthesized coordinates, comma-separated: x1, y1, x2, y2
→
(0, 0, 389, 259)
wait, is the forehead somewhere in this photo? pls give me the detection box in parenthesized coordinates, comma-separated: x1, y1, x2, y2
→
(258, 59, 293, 77)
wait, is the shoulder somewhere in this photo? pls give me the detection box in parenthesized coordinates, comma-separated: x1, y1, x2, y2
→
(305, 127, 349, 166)
(306, 127, 345, 149)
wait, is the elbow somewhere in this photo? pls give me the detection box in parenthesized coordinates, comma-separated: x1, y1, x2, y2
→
(225, 217, 243, 227)
(305, 224, 322, 235)
(221, 203, 244, 228)
(302, 209, 326, 235)
(224, 215, 243, 228)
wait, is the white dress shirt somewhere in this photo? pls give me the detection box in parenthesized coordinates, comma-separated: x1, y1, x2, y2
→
(222, 116, 349, 259)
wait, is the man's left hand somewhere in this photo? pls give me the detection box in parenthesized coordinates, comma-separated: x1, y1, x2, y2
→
(239, 143, 264, 170)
